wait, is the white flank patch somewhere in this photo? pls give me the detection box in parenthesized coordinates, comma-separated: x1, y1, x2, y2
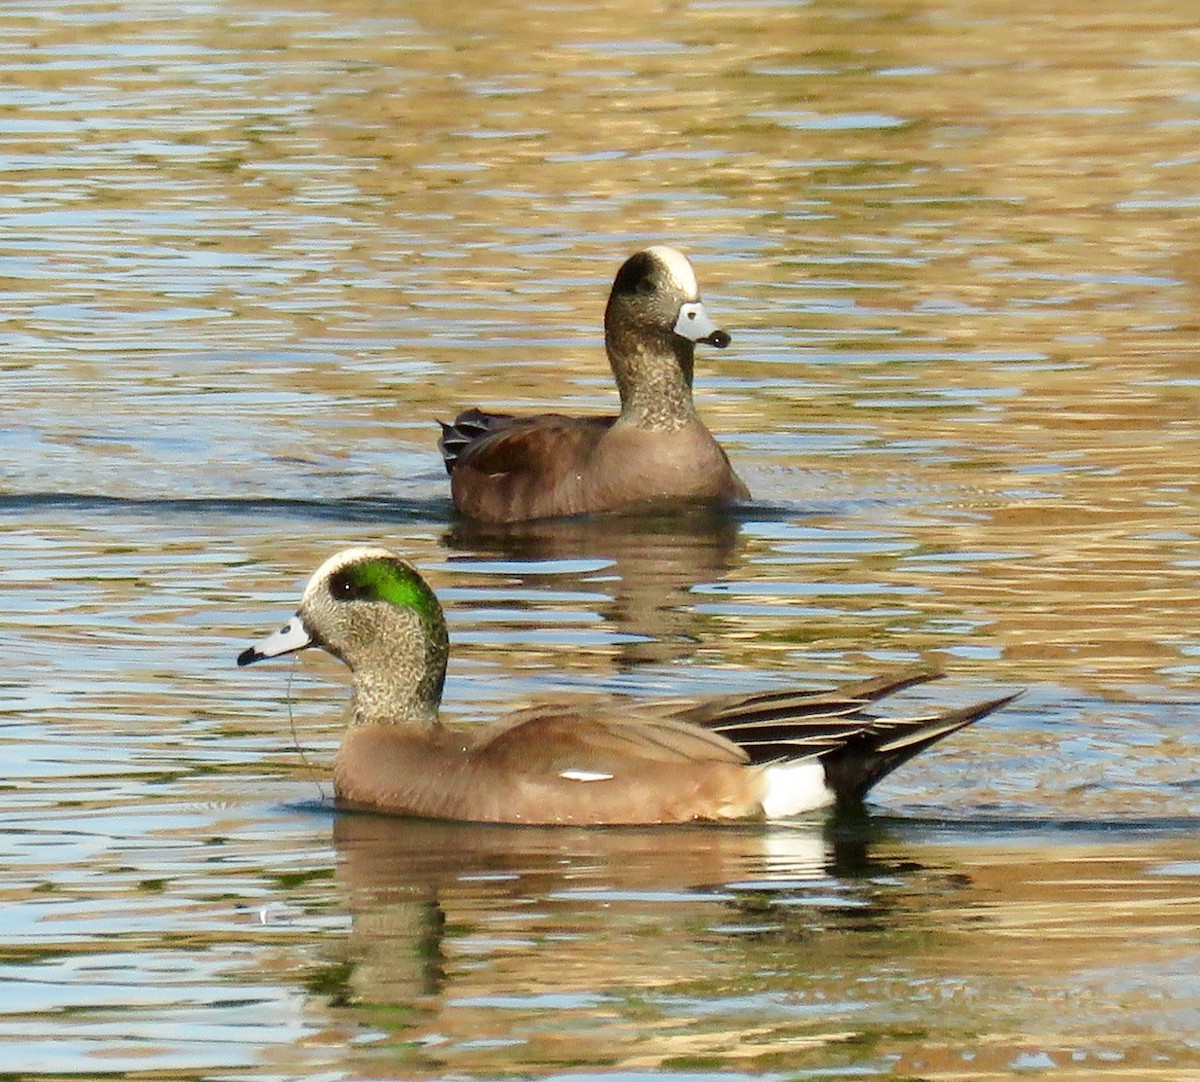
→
(559, 769, 615, 782)
(304, 544, 398, 603)
(760, 760, 835, 819)
(645, 244, 699, 298)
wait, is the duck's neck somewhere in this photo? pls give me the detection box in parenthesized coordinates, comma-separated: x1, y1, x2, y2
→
(610, 339, 698, 431)
(350, 673, 442, 727)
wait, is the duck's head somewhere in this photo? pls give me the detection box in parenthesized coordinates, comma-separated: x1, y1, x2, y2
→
(238, 546, 449, 724)
(606, 245, 730, 351)
(603, 246, 730, 421)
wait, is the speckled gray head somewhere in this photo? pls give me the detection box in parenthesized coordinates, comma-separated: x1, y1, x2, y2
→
(236, 546, 440, 668)
(607, 246, 731, 349)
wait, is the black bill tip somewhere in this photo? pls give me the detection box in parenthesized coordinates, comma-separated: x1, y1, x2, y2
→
(702, 329, 731, 349)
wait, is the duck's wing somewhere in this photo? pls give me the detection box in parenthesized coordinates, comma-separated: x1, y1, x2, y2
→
(439, 411, 617, 523)
(475, 704, 749, 776)
(660, 666, 942, 760)
(439, 409, 616, 473)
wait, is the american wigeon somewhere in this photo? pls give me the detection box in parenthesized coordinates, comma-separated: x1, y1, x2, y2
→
(237, 546, 1017, 825)
(438, 246, 750, 524)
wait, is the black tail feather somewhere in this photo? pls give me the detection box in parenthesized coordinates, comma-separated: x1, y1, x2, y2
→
(671, 669, 1019, 806)
(823, 691, 1021, 806)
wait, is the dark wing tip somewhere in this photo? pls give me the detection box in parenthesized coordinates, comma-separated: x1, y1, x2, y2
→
(438, 408, 516, 476)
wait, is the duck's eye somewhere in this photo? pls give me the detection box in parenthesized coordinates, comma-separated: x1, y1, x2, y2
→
(329, 572, 360, 601)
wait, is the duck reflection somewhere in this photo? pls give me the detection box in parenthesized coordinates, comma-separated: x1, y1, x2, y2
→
(322, 812, 904, 1010)
(301, 815, 1200, 1078)
(442, 504, 744, 668)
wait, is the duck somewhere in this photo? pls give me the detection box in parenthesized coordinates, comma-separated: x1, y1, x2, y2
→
(237, 546, 1017, 825)
(438, 246, 750, 524)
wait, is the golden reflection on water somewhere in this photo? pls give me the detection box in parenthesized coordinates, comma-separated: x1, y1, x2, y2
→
(317, 817, 1200, 1079)
(8, 0, 1195, 693)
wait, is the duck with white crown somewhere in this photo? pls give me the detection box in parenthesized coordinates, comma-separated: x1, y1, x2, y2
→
(239, 546, 1018, 826)
(438, 246, 749, 524)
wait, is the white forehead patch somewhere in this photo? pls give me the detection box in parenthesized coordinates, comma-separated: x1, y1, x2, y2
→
(645, 245, 699, 299)
(303, 545, 398, 603)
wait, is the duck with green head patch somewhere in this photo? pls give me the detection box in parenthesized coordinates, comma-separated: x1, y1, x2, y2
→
(239, 547, 447, 728)
(438, 246, 750, 524)
(238, 546, 1019, 826)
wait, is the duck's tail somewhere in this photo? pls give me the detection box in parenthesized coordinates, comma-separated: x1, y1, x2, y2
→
(817, 689, 1020, 806)
(670, 667, 1019, 808)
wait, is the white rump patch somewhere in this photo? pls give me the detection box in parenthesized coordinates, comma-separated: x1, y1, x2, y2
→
(559, 769, 615, 782)
(645, 245, 699, 299)
(760, 760, 835, 819)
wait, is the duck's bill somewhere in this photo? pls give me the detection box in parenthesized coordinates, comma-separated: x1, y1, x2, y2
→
(674, 301, 730, 348)
(237, 614, 313, 666)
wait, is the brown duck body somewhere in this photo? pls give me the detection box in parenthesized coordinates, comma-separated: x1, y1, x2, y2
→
(330, 671, 1014, 825)
(439, 246, 750, 524)
(443, 410, 749, 525)
(334, 710, 761, 825)
(238, 555, 1016, 828)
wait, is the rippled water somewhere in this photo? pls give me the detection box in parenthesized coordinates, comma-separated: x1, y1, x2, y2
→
(2, 0, 1199, 1077)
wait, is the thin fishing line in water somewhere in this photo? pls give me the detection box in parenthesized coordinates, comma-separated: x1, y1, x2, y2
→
(287, 657, 331, 804)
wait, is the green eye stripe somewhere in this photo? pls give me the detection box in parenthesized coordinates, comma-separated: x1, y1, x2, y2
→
(332, 558, 440, 621)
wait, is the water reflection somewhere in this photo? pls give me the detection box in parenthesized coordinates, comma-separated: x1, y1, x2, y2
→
(443, 505, 744, 667)
(325, 814, 908, 1071)
(320, 814, 1200, 1077)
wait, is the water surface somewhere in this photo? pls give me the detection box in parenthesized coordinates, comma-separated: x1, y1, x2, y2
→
(1, 0, 1198, 1078)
